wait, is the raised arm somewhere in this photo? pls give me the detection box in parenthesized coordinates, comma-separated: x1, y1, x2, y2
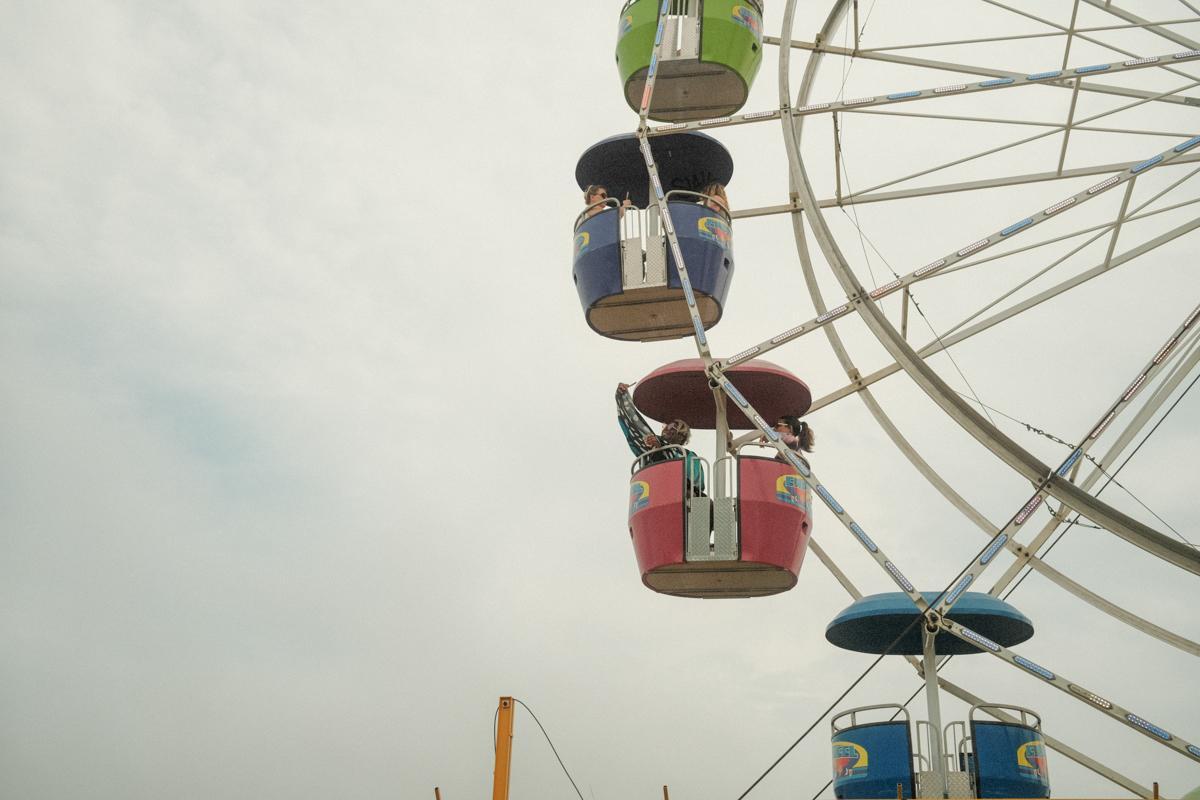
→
(616, 383, 659, 456)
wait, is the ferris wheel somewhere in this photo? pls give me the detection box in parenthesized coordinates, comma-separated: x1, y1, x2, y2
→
(572, 1, 1200, 796)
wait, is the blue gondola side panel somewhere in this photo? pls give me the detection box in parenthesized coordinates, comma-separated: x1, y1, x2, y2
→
(573, 209, 623, 311)
(971, 721, 1051, 799)
(664, 201, 734, 304)
(832, 722, 915, 799)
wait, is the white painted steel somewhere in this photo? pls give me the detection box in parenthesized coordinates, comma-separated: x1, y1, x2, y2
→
(771, 0, 1200, 779)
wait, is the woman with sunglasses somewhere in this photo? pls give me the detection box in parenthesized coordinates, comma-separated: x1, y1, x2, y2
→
(583, 184, 632, 219)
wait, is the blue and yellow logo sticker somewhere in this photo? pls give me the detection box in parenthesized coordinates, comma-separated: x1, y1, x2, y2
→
(574, 230, 590, 259)
(732, 5, 763, 38)
(629, 480, 651, 518)
(697, 216, 732, 248)
(775, 474, 808, 507)
(1017, 739, 1048, 779)
(619, 14, 634, 37)
(832, 741, 868, 777)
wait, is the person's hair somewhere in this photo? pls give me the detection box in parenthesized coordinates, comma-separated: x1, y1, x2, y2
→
(780, 415, 815, 452)
(662, 419, 691, 446)
(701, 181, 726, 198)
(584, 184, 608, 203)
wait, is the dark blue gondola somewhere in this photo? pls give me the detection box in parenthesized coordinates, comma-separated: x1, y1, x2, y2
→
(826, 593, 1050, 799)
(573, 132, 735, 341)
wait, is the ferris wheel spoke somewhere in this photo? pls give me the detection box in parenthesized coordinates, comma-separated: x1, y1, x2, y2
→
(981, 0, 1200, 83)
(938, 162, 1200, 283)
(649, 46, 1200, 139)
(851, 82, 1200, 198)
(938, 677, 1154, 796)
(846, 107, 1197, 138)
(809, 213, 1200, 413)
(842, 151, 1200, 208)
(858, 19, 1200, 55)
(721, 136, 1199, 373)
(940, 618, 1200, 763)
(767, 35, 1200, 108)
(1080, 0, 1200, 53)
(1060, 0, 1083, 70)
(1056, 79, 1084, 172)
(729, 154, 1200, 220)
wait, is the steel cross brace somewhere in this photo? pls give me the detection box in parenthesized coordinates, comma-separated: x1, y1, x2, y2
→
(717, 134, 1200, 372)
(644, 49, 1200, 137)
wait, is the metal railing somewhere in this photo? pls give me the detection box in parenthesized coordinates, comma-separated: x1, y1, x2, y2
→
(573, 197, 623, 232)
(630, 445, 710, 494)
(832, 703, 912, 733)
(665, 188, 733, 223)
(969, 703, 1042, 730)
(621, 0, 764, 17)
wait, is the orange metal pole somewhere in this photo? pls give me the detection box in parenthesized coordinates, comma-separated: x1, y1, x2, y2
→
(433, 789, 441, 800)
(662, 786, 670, 800)
(492, 697, 516, 800)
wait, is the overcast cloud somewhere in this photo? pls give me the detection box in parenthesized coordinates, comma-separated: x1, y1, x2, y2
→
(2, 2, 1199, 798)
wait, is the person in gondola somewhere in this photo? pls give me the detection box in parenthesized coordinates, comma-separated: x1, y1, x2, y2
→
(765, 415, 814, 465)
(616, 383, 706, 495)
(699, 181, 730, 219)
(584, 184, 632, 219)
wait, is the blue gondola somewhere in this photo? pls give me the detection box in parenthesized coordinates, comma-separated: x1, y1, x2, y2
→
(573, 132, 735, 341)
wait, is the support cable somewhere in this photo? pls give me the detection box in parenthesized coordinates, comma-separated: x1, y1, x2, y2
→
(1005, 369, 1200, 598)
(955, 392, 1194, 546)
(734, 612, 924, 800)
(511, 699, 587, 800)
(831, 180, 999, 427)
(925, 301, 1200, 620)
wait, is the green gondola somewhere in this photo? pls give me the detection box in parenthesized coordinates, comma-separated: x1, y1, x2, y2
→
(617, 0, 764, 122)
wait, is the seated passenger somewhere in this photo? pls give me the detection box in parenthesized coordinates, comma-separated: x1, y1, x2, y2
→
(700, 181, 730, 218)
(584, 184, 632, 219)
(616, 383, 706, 495)
(764, 415, 815, 465)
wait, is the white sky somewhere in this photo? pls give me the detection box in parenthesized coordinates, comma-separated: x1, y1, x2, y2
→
(2, 1, 1199, 798)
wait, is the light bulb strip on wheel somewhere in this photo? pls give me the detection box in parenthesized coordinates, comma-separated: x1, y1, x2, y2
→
(940, 618, 1200, 764)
